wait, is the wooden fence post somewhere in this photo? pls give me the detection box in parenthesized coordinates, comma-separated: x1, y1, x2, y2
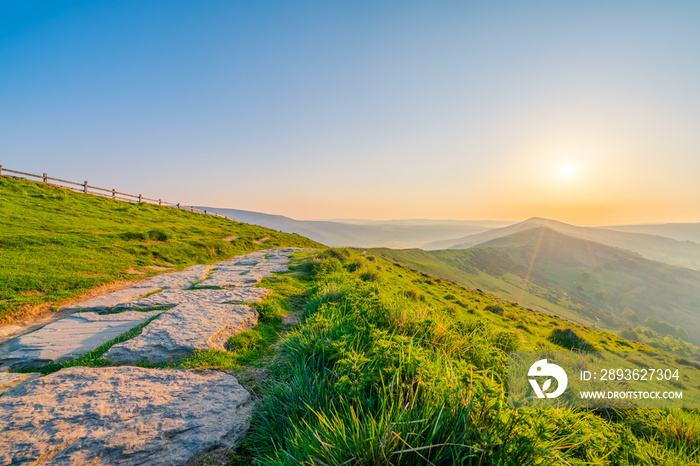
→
(43, 173, 47, 183)
(83, 181, 88, 194)
(177, 203, 180, 209)
(112, 189, 115, 199)
(159, 199, 162, 206)
(138, 194, 142, 203)
(0, 165, 2, 175)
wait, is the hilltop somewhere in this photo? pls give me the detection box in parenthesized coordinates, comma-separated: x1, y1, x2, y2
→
(424, 216, 700, 270)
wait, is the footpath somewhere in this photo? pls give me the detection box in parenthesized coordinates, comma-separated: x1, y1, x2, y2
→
(0, 248, 303, 465)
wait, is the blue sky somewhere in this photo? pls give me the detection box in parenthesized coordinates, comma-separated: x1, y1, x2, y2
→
(2, 1, 699, 223)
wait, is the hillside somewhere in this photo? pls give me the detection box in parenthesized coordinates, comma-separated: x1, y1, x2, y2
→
(424, 217, 700, 270)
(197, 206, 496, 248)
(241, 248, 700, 464)
(374, 227, 700, 348)
(0, 176, 321, 323)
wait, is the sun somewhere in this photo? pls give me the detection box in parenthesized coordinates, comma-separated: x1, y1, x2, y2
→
(556, 165, 576, 180)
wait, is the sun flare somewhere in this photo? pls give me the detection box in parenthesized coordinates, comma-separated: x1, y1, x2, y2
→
(557, 165, 576, 180)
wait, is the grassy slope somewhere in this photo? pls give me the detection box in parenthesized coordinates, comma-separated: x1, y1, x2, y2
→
(238, 248, 700, 465)
(371, 246, 587, 324)
(0, 176, 321, 322)
(372, 228, 700, 353)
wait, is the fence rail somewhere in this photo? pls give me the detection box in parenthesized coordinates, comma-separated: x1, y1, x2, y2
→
(0, 164, 229, 220)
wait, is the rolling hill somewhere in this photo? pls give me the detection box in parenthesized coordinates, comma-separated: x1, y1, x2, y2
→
(604, 221, 700, 243)
(375, 226, 700, 346)
(424, 217, 700, 270)
(197, 206, 501, 248)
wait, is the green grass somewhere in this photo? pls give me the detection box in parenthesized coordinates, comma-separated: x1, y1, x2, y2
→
(371, 247, 588, 325)
(372, 229, 700, 355)
(0, 176, 321, 322)
(239, 248, 700, 465)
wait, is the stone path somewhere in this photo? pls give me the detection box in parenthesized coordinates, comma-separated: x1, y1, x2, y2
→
(105, 303, 257, 364)
(0, 372, 40, 395)
(0, 247, 305, 465)
(0, 310, 162, 369)
(113, 287, 270, 310)
(0, 366, 252, 466)
(0, 248, 301, 370)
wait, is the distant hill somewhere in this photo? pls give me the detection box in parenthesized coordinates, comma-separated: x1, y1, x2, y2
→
(330, 218, 511, 227)
(374, 226, 700, 345)
(423, 217, 700, 270)
(197, 207, 499, 248)
(603, 222, 700, 243)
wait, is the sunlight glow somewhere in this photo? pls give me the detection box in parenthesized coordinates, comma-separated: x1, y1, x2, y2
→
(557, 165, 576, 180)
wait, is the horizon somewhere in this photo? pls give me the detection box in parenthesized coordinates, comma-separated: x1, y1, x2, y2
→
(2, 1, 699, 224)
(201, 206, 697, 228)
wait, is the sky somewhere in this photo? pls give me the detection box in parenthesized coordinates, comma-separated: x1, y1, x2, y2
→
(2, 1, 699, 224)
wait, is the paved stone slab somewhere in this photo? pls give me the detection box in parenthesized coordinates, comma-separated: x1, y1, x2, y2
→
(240, 269, 275, 282)
(62, 286, 161, 312)
(225, 251, 267, 266)
(60, 266, 213, 313)
(257, 262, 293, 272)
(0, 372, 39, 395)
(0, 366, 253, 466)
(191, 271, 261, 288)
(206, 247, 300, 267)
(133, 264, 213, 290)
(193, 249, 297, 288)
(0, 310, 162, 369)
(114, 288, 270, 309)
(104, 303, 258, 364)
(267, 254, 294, 262)
(182, 253, 293, 288)
(266, 247, 306, 256)
(210, 265, 253, 275)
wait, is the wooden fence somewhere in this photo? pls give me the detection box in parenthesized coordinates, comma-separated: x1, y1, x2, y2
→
(0, 164, 229, 220)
